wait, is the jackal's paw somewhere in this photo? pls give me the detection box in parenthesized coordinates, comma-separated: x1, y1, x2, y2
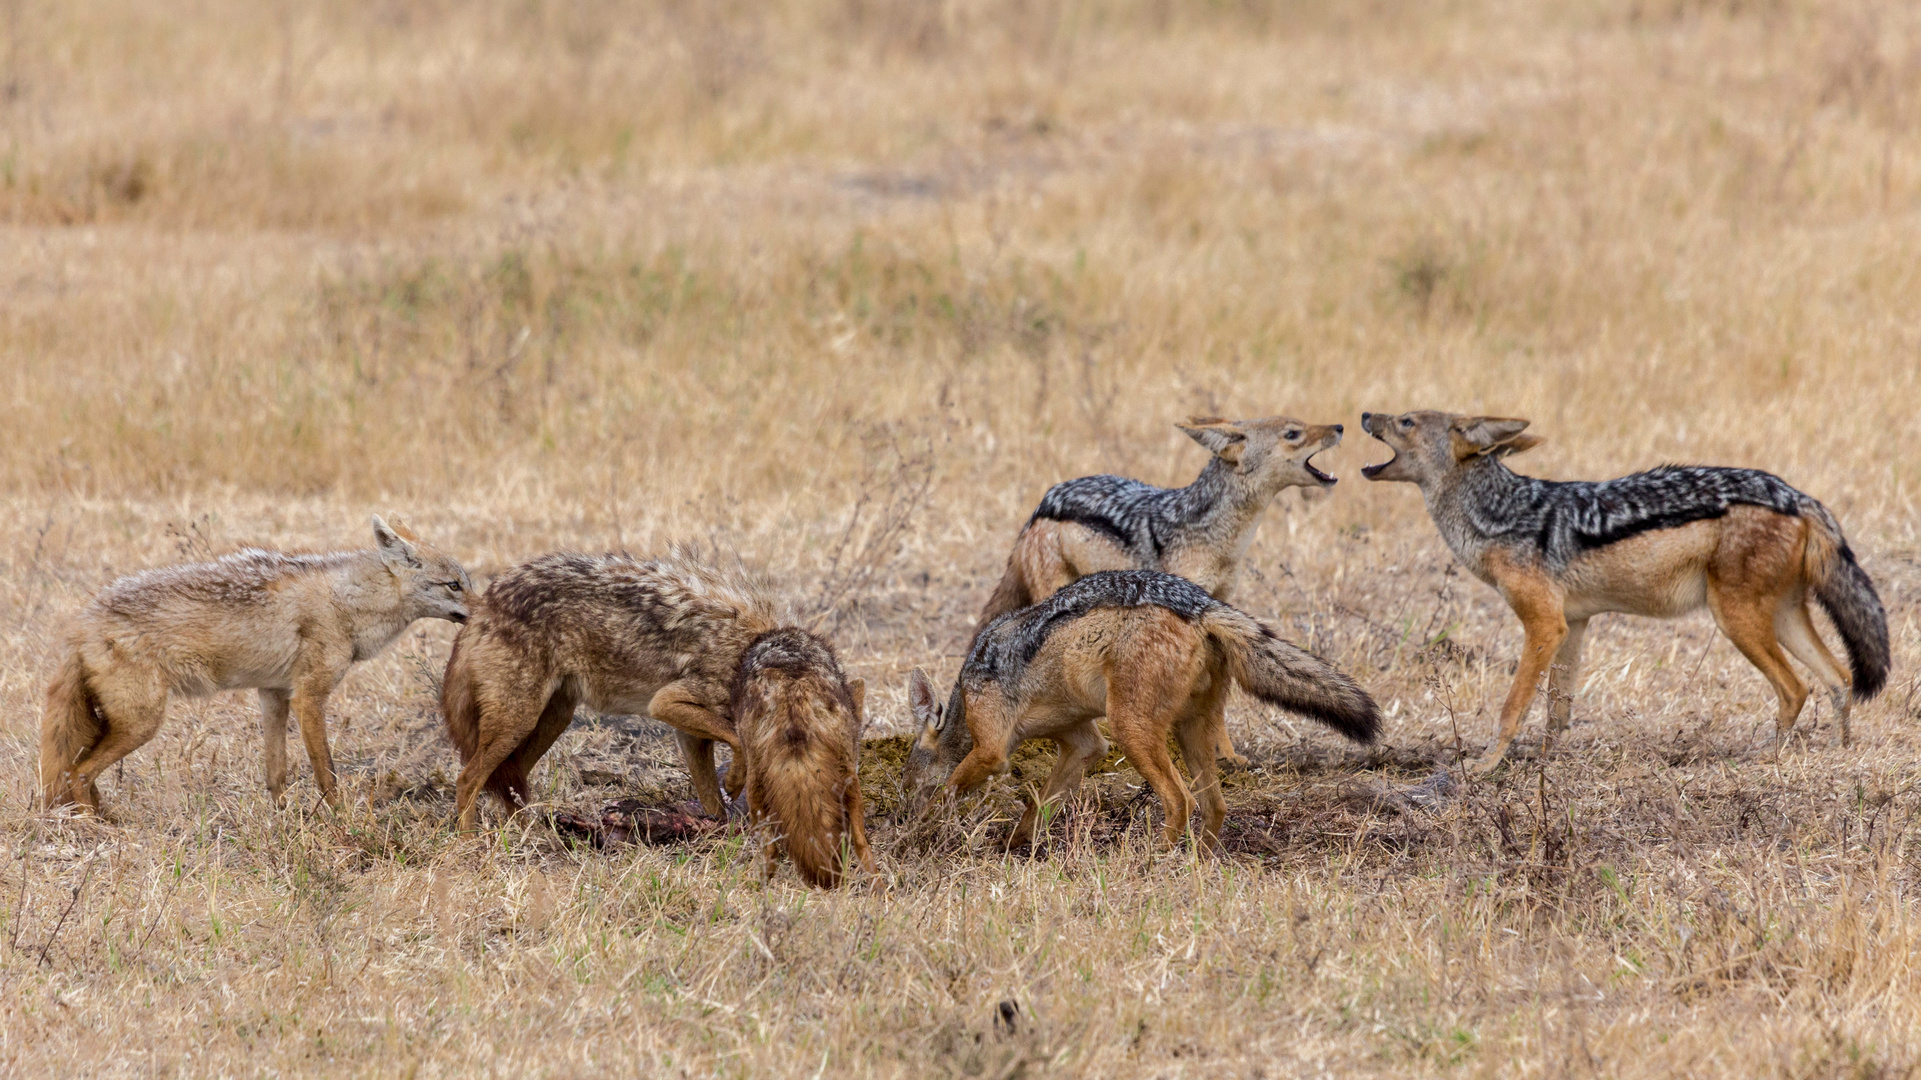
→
(1770, 725, 1813, 752)
(1469, 753, 1509, 778)
(1217, 752, 1251, 770)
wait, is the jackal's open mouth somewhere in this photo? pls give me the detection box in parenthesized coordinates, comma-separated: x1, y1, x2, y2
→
(1304, 449, 1337, 485)
(1361, 451, 1396, 480)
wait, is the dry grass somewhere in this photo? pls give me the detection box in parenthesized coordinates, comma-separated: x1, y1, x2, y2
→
(4, 0, 1921, 1074)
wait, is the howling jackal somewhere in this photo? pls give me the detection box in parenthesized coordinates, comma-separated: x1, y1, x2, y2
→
(40, 517, 472, 812)
(1361, 410, 1890, 773)
(974, 415, 1345, 763)
(442, 550, 780, 831)
(732, 628, 875, 888)
(906, 571, 1379, 849)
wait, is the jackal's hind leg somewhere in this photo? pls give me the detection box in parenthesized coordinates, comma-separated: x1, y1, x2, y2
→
(1008, 722, 1107, 849)
(1110, 720, 1194, 848)
(1203, 681, 1248, 769)
(64, 678, 168, 812)
(503, 686, 579, 807)
(1776, 598, 1852, 746)
(1103, 681, 1197, 849)
(259, 689, 292, 806)
(1174, 682, 1230, 850)
(453, 683, 551, 832)
(1708, 586, 1807, 748)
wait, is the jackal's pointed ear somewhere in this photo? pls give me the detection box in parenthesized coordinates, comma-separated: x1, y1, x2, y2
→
(1449, 417, 1541, 460)
(371, 515, 422, 570)
(846, 677, 868, 738)
(1178, 418, 1248, 465)
(908, 668, 942, 734)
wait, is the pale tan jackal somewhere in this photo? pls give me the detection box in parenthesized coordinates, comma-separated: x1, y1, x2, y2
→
(974, 416, 1344, 764)
(905, 571, 1379, 850)
(1361, 410, 1891, 774)
(39, 517, 472, 812)
(731, 628, 875, 888)
(442, 550, 779, 832)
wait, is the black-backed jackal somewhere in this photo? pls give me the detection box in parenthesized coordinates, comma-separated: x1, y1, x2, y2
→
(974, 415, 1345, 764)
(1361, 410, 1890, 773)
(905, 570, 1379, 849)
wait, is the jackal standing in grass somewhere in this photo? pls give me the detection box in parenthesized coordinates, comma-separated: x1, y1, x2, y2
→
(731, 628, 875, 887)
(442, 550, 781, 831)
(39, 517, 473, 812)
(1360, 410, 1890, 774)
(906, 570, 1378, 850)
(974, 415, 1346, 764)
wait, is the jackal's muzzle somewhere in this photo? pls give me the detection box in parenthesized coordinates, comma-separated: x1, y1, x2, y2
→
(1359, 412, 1398, 479)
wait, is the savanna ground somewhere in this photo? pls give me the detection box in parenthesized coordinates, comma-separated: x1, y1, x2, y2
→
(3, 0, 1921, 1075)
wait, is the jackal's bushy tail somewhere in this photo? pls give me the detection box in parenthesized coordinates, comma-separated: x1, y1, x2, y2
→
(1802, 502, 1890, 699)
(760, 751, 857, 888)
(1201, 608, 1380, 743)
(39, 648, 104, 808)
(440, 629, 527, 806)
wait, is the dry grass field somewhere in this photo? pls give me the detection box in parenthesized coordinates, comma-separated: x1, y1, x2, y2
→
(4, 0, 1921, 1074)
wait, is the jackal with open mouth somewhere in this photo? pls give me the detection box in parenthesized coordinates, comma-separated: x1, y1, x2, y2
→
(1360, 410, 1889, 773)
(972, 416, 1346, 764)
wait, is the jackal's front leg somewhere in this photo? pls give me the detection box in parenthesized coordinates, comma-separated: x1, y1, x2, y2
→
(290, 681, 344, 809)
(673, 731, 731, 818)
(1545, 618, 1589, 737)
(258, 689, 292, 806)
(1008, 723, 1106, 849)
(649, 682, 741, 817)
(1476, 566, 1568, 776)
(291, 645, 352, 809)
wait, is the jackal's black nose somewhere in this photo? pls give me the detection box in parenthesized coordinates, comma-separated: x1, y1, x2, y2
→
(1334, 424, 1344, 434)
(1360, 412, 1374, 425)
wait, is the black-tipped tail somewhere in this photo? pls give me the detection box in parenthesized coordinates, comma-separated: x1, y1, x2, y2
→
(1815, 545, 1890, 700)
(1803, 504, 1890, 700)
(1202, 609, 1380, 743)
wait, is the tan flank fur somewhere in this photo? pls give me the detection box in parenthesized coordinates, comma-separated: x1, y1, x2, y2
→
(441, 550, 781, 832)
(975, 415, 1345, 765)
(907, 572, 1378, 850)
(731, 628, 876, 888)
(1361, 410, 1891, 775)
(39, 517, 473, 812)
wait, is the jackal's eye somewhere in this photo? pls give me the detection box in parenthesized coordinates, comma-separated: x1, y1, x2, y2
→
(442, 580, 463, 593)
(1399, 417, 1415, 429)
(1284, 429, 1302, 441)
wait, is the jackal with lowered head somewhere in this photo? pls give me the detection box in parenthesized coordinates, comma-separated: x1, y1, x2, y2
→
(1360, 409, 1890, 773)
(731, 628, 875, 888)
(906, 570, 1379, 850)
(40, 516, 472, 812)
(974, 415, 1345, 764)
(442, 549, 781, 832)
